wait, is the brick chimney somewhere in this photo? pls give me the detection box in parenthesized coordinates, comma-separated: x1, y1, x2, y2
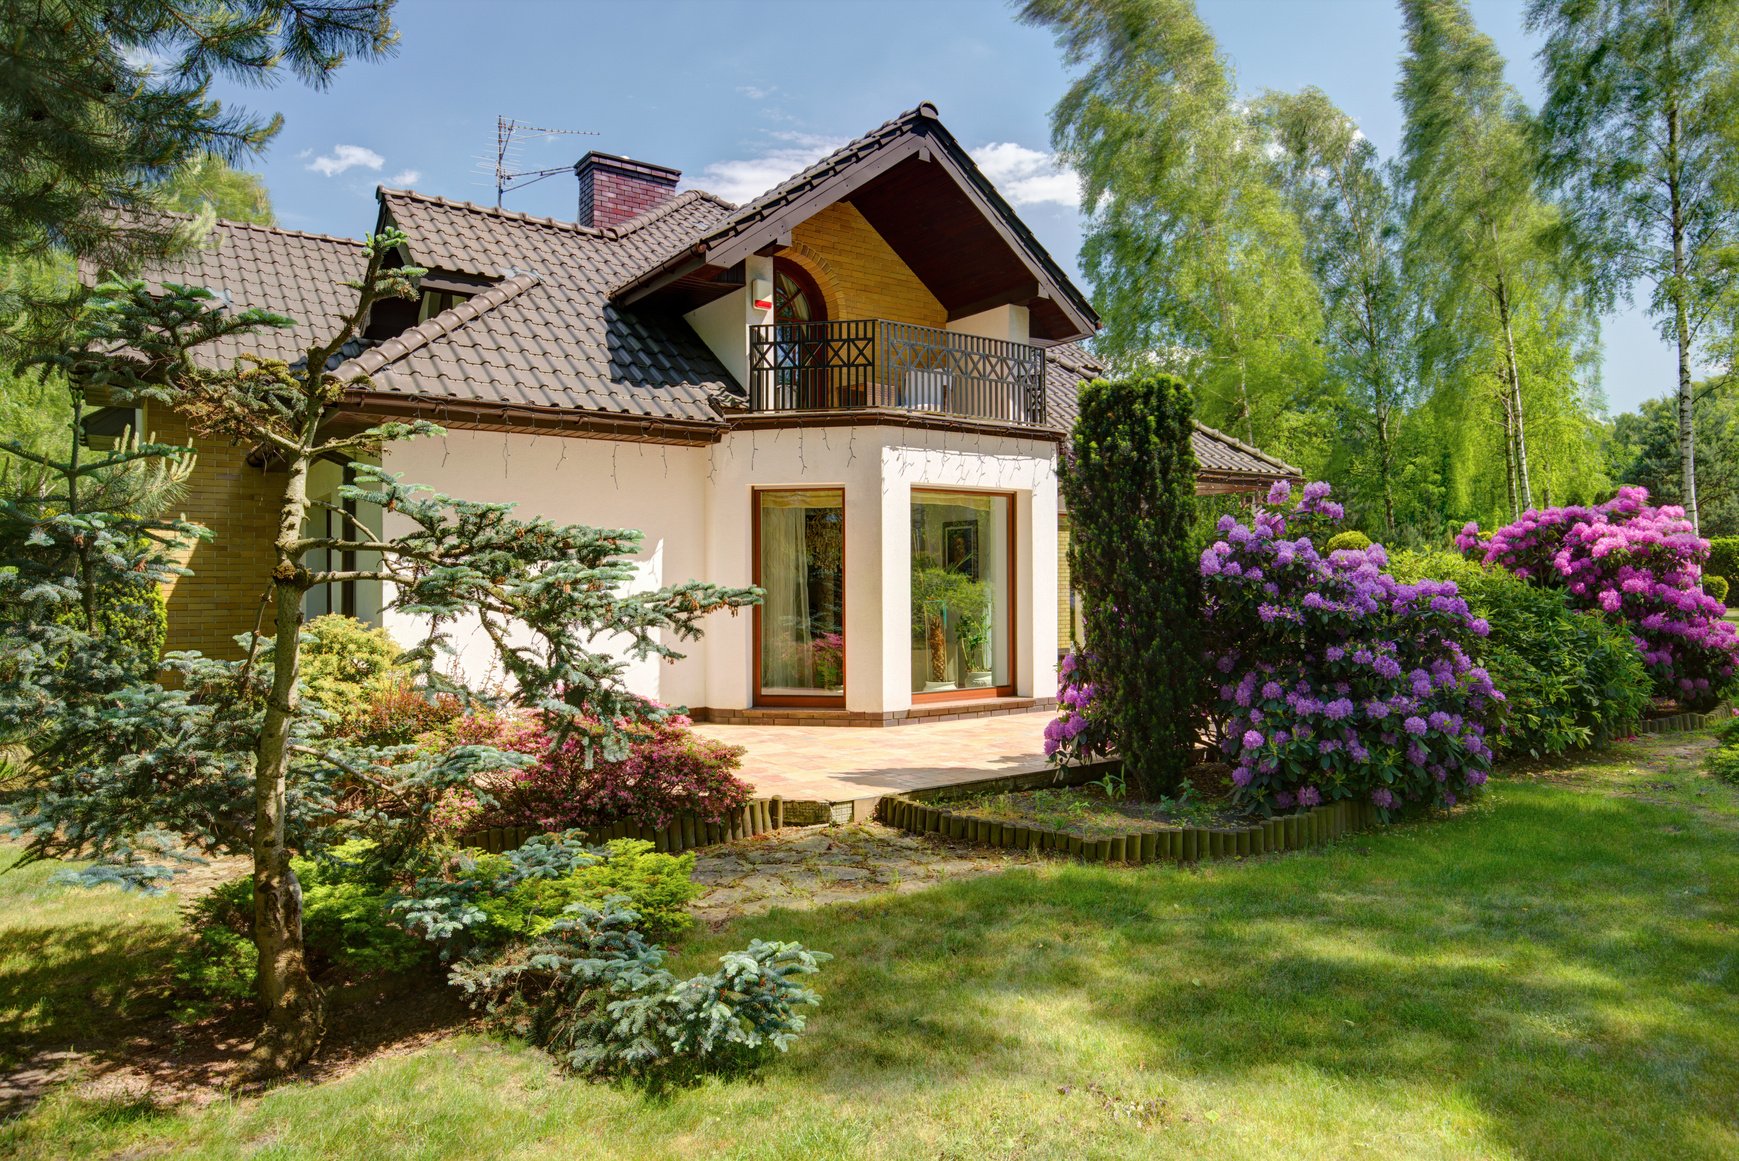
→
(574, 151, 680, 228)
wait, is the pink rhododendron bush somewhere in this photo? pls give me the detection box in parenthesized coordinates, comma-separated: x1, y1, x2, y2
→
(1203, 482, 1502, 817)
(1457, 486, 1739, 709)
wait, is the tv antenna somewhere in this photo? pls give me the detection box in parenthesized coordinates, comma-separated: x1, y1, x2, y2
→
(487, 116, 600, 207)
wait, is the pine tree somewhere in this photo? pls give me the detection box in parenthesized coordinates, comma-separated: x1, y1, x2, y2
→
(1529, 0, 1739, 533)
(0, 235, 760, 1076)
(0, 0, 394, 265)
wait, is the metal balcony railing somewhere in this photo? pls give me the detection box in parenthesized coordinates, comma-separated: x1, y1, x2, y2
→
(748, 319, 1047, 426)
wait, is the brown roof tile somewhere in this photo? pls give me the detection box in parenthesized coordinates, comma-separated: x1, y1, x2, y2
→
(1044, 343, 1301, 484)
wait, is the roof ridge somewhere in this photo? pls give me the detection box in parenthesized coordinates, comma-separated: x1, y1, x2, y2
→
(604, 188, 736, 237)
(1191, 419, 1301, 475)
(379, 186, 607, 237)
(154, 208, 366, 248)
(336, 271, 542, 380)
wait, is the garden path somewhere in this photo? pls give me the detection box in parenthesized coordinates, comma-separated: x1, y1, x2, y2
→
(692, 710, 1056, 805)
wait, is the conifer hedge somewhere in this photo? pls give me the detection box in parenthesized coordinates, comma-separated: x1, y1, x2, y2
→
(1062, 373, 1202, 795)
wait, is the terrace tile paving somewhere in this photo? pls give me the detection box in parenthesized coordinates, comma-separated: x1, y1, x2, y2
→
(692, 710, 1058, 804)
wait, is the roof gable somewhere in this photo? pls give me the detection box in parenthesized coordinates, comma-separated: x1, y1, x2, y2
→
(614, 103, 1099, 343)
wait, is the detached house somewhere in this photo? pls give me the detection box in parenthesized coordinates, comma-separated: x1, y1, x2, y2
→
(133, 103, 1296, 724)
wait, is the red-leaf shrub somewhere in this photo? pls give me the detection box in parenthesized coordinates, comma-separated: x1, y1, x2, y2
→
(1457, 486, 1739, 708)
(471, 711, 751, 831)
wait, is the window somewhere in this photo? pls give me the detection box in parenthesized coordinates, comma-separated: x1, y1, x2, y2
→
(80, 405, 143, 451)
(417, 289, 471, 323)
(911, 490, 1012, 697)
(756, 489, 845, 704)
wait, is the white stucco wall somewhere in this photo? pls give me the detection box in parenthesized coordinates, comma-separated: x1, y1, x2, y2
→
(379, 429, 713, 706)
(377, 421, 1060, 715)
(945, 303, 1031, 346)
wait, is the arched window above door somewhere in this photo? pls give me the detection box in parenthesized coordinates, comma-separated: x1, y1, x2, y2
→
(773, 259, 825, 325)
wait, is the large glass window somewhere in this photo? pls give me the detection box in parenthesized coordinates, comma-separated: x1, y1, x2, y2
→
(757, 489, 845, 701)
(911, 490, 1011, 695)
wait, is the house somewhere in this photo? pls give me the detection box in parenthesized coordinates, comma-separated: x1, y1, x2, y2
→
(123, 102, 1297, 725)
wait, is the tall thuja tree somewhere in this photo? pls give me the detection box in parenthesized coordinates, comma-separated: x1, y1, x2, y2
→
(0, 0, 394, 267)
(1529, 0, 1739, 533)
(1, 231, 760, 1076)
(1261, 88, 1417, 537)
(1063, 373, 1202, 795)
(1399, 0, 1569, 517)
(1020, 0, 1328, 470)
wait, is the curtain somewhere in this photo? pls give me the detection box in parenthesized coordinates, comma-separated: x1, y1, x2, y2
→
(760, 503, 813, 689)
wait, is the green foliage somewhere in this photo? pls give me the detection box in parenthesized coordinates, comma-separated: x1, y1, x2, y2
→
(1709, 538, 1739, 584)
(1390, 549, 1650, 755)
(1324, 530, 1374, 552)
(1706, 575, 1730, 605)
(1062, 373, 1202, 795)
(1705, 734, 1739, 785)
(173, 842, 427, 1007)
(393, 835, 702, 957)
(449, 897, 829, 1086)
(1021, 0, 1328, 473)
(155, 155, 275, 226)
(0, 0, 394, 265)
(1611, 387, 1739, 537)
(290, 614, 411, 718)
(1530, 0, 1739, 533)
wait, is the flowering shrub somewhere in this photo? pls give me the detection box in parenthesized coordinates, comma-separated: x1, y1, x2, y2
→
(1044, 649, 1113, 764)
(1457, 486, 1739, 708)
(1202, 481, 1502, 816)
(473, 711, 751, 832)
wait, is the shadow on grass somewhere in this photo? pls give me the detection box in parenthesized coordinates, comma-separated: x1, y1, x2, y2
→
(693, 770, 1738, 1159)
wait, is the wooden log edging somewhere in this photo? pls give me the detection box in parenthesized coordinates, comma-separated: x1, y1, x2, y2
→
(1634, 702, 1734, 737)
(458, 795, 786, 855)
(874, 793, 1379, 865)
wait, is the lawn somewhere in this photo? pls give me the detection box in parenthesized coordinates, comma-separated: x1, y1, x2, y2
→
(3, 733, 1737, 1160)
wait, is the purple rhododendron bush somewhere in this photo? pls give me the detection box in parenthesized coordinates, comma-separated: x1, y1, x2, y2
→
(1203, 482, 1502, 816)
(1457, 486, 1739, 709)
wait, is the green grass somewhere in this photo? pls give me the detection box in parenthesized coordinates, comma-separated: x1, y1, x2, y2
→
(5, 736, 1739, 1159)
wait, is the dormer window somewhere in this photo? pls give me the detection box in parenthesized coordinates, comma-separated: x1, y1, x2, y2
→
(417, 288, 471, 323)
(81, 404, 143, 451)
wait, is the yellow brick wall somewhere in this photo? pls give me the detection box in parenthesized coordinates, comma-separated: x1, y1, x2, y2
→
(1057, 515, 1078, 653)
(150, 405, 283, 659)
(782, 203, 946, 327)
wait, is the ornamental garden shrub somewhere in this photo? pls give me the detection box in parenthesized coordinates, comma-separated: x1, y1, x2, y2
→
(1457, 487, 1739, 709)
(291, 614, 414, 718)
(1061, 373, 1202, 794)
(1706, 574, 1730, 605)
(449, 896, 829, 1086)
(1045, 648, 1113, 763)
(1324, 530, 1373, 552)
(394, 836, 701, 951)
(471, 711, 751, 833)
(1708, 537, 1739, 586)
(1202, 481, 1502, 816)
(1390, 551, 1650, 756)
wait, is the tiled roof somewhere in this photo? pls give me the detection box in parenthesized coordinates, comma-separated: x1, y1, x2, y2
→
(353, 188, 739, 423)
(615, 102, 1098, 335)
(138, 219, 364, 367)
(1044, 343, 1301, 483)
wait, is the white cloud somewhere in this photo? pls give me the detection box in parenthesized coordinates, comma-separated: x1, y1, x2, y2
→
(970, 142, 1080, 209)
(307, 145, 384, 178)
(737, 84, 779, 100)
(389, 169, 421, 186)
(692, 133, 844, 205)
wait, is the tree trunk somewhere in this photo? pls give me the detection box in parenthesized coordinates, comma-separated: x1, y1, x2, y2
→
(1501, 380, 1519, 521)
(1493, 273, 1533, 511)
(1376, 402, 1397, 538)
(244, 454, 324, 1078)
(1667, 98, 1700, 531)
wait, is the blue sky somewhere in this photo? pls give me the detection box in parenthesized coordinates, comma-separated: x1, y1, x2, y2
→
(219, 0, 1676, 415)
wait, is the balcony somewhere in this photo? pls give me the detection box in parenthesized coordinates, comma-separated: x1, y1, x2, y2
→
(748, 319, 1048, 427)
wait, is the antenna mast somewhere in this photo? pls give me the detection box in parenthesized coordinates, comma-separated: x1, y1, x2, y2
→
(488, 116, 601, 207)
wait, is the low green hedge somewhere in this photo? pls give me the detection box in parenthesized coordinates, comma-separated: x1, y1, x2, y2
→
(1390, 550, 1651, 756)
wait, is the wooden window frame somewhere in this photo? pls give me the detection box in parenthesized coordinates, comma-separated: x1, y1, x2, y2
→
(752, 486, 848, 709)
(909, 486, 1019, 704)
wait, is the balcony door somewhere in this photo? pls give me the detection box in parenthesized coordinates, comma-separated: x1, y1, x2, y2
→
(755, 488, 846, 707)
(772, 259, 833, 409)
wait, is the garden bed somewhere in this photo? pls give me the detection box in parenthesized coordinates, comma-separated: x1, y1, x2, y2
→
(877, 786, 1376, 864)
(950, 780, 1253, 839)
